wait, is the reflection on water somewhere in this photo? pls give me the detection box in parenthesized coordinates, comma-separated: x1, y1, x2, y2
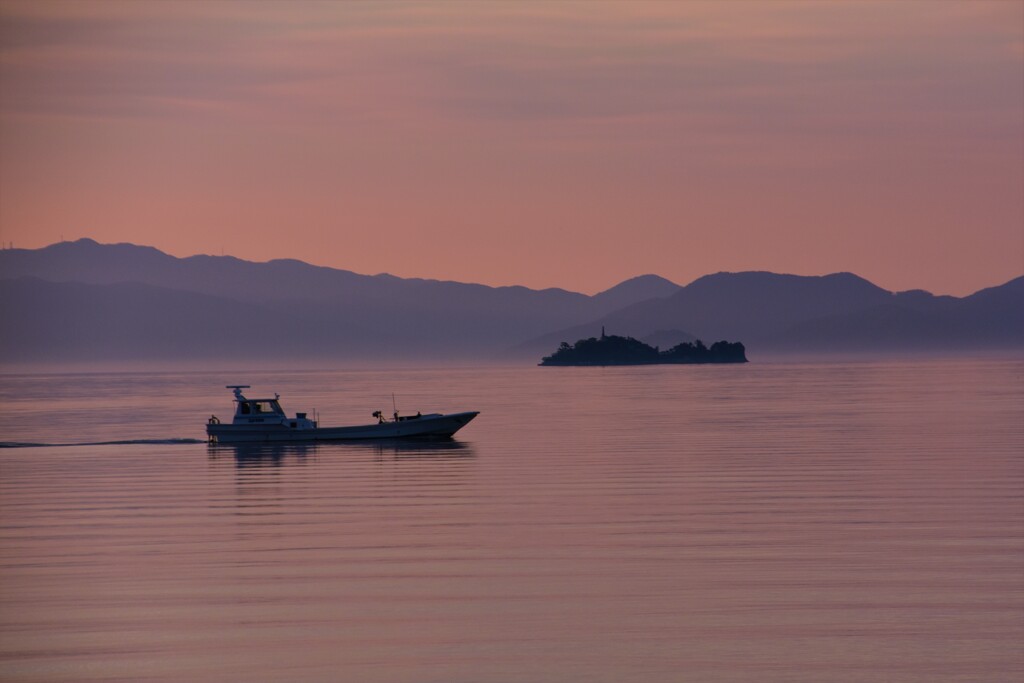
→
(0, 360, 1021, 683)
(209, 438, 476, 468)
(209, 441, 317, 467)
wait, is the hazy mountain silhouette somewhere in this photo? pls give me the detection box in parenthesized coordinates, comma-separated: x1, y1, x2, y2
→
(0, 276, 577, 361)
(516, 272, 1024, 357)
(640, 329, 698, 350)
(589, 274, 681, 312)
(1, 240, 1019, 363)
(0, 240, 676, 362)
(0, 278, 321, 361)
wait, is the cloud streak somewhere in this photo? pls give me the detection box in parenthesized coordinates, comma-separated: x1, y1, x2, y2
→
(4, 2, 1019, 127)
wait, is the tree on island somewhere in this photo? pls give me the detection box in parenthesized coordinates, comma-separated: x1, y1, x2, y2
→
(540, 332, 746, 366)
(660, 339, 746, 363)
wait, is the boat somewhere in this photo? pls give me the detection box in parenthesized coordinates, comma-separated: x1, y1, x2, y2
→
(206, 385, 479, 444)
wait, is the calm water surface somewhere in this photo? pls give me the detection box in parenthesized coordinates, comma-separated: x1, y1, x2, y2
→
(1, 359, 1021, 682)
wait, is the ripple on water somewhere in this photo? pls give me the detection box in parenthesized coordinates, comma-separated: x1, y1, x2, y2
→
(0, 360, 1021, 682)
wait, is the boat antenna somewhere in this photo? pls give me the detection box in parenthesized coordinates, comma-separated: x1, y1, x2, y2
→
(226, 385, 250, 400)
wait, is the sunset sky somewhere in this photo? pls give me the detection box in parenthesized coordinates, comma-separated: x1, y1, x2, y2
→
(1, 1, 1021, 296)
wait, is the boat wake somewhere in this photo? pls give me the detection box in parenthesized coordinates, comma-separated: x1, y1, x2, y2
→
(0, 438, 205, 449)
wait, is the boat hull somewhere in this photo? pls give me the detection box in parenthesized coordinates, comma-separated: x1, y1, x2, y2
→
(207, 411, 479, 444)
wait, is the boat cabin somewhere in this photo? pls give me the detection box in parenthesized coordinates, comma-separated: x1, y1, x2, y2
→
(226, 385, 290, 425)
(237, 399, 284, 417)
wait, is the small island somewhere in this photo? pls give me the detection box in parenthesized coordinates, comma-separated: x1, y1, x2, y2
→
(540, 329, 747, 366)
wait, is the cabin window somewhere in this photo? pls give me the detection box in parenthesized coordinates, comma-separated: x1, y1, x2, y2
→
(240, 400, 281, 415)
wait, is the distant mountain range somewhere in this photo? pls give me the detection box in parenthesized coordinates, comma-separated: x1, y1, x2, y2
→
(0, 239, 680, 362)
(1, 239, 1020, 363)
(513, 271, 1024, 358)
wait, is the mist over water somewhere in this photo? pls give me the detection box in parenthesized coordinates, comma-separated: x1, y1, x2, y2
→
(1, 359, 1021, 682)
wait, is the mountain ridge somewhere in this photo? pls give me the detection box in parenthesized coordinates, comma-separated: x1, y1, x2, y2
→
(1, 239, 1020, 363)
(0, 240, 681, 362)
(516, 272, 1023, 358)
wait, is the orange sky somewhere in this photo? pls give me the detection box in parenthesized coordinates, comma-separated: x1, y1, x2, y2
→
(1, 1, 1021, 295)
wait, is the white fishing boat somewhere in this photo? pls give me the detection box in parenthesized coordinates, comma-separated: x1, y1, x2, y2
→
(206, 385, 478, 444)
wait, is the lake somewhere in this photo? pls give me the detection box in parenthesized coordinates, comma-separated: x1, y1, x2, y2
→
(1, 358, 1021, 682)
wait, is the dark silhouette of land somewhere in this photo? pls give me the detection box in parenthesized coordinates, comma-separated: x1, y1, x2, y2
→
(540, 330, 747, 366)
(0, 239, 679, 362)
(516, 272, 1024, 358)
(1, 239, 1021, 363)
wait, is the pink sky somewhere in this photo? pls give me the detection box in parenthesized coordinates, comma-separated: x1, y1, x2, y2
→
(1, 1, 1021, 295)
